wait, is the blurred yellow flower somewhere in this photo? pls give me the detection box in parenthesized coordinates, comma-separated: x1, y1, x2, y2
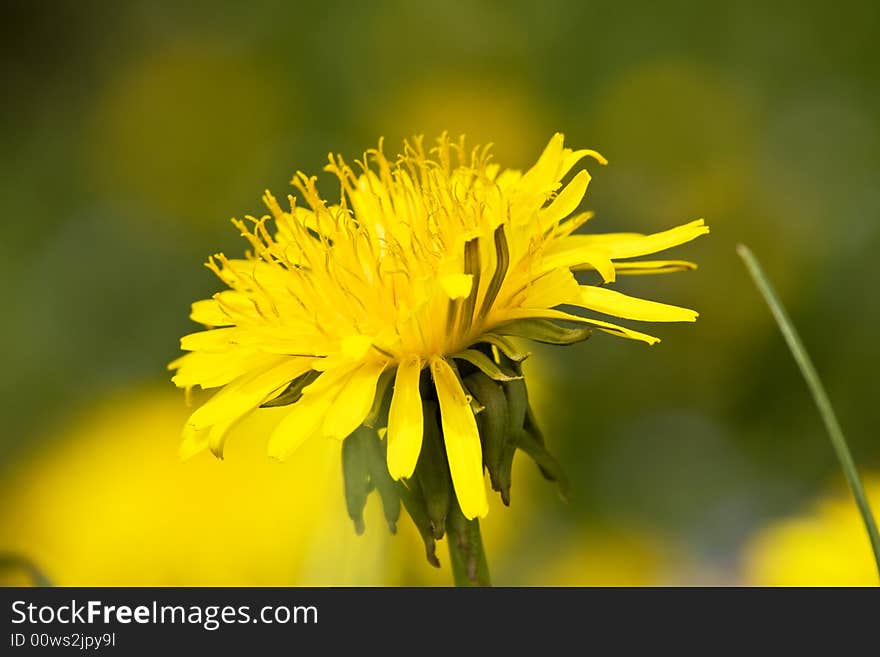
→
(171, 133, 708, 521)
(0, 389, 543, 586)
(0, 389, 448, 586)
(743, 477, 880, 586)
(533, 526, 682, 586)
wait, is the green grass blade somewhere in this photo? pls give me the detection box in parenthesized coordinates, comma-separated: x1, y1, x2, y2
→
(737, 244, 880, 580)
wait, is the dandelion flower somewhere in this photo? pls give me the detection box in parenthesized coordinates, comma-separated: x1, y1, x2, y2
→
(170, 133, 708, 526)
(743, 477, 880, 585)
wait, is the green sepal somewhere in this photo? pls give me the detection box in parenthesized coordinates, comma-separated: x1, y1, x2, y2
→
(341, 428, 373, 535)
(497, 376, 528, 505)
(502, 376, 528, 438)
(341, 426, 400, 534)
(496, 318, 592, 345)
(452, 349, 522, 382)
(363, 368, 394, 428)
(360, 426, 401, 533)
(505, 357, 561, 483)
(413, 400, 452, 539)
(260, 370, 321, 408)
(464, 371, 511, 501)
(479, 334, 529, 363)
(514, 429, 570, 502)
(507, 355, 548, 452)
(522, 395, 555, 482)
(396, 480, 440, 568)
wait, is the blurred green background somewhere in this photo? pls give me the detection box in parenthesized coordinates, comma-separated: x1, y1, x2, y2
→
(2, 0, 879, 585)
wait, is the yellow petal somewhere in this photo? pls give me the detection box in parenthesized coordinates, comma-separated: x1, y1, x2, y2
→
(322, 361, 387, 440)
(169, 349, 262, 389)
(267, 392, 335, 461)
(266, 369, 349, 460)
(539, 169, 591, 230)
(518, 135, 605, 203)
(562, 148, 607, 171)
(431, 357, 488, 519)
(227, 324, 329, 355)
(540, 238, 616, 283)
(182, 357, 313, 458)
(221, 258, 296, 290)
(553, 210, 595, 238)
(179, 424, 209, 461)
(439, 273, 474, 300)
(386, 358, 424, 480)
(577, 286, 698, 322)
(494, 168, 522, 192)
(190, 299, 230, 327)
(519, 132, 565, 195)
(185, 358, 312, 431)
(522, 268, 580, 310)
(179, 327, 238, 352)
(340, 334, 374, 360)
(189, 290, 252, 326)
(572, 219, 710, 259)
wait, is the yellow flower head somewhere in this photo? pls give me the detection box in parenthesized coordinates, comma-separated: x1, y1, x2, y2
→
(170, 133, 708, 521)
(743, 477, 880, 586)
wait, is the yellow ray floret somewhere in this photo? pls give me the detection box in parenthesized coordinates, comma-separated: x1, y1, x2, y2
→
(431, 357, 489, 520)
(170, 133, 709, 519)
(387, 357, 424, 480)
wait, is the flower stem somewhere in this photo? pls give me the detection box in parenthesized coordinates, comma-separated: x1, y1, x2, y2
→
(445, 502, 491, 586)
(737, 243, 880, 580)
